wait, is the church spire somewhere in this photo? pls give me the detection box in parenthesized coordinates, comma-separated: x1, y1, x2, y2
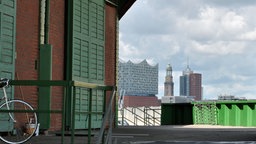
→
(166, 64, 172, 76)
(183, 57, 193, 75)
(164, 64, 174, 96)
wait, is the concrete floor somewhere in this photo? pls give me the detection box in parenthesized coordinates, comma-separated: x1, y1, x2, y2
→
(112, 125, 256, 144)
(3, 125, 256, 144)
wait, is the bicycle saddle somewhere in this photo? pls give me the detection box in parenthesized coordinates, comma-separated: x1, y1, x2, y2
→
(0, 78, 9, 88)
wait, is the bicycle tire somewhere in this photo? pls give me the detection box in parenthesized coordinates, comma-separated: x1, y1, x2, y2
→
(0, 100, 38, 144)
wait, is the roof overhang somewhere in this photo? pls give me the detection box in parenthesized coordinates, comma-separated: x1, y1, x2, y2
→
(118, 0, 136, 19)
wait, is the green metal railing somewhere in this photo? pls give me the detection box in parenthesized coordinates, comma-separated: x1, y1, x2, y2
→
(193, 102, 218, 125)
(6, 80, 114, 144)
(96, 86, 116, 144)
(144, 107, 161, 126)
(118, 107, 161, 126)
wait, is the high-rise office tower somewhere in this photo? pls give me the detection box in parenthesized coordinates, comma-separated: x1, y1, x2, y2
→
(180, 64, 202, 100)
(164, 64, 174, 96)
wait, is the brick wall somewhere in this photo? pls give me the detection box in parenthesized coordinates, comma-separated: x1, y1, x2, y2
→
(105, 3, 117, 86)
(16, 0, 65, 131)
(15, 0, 40, 108)
(105, 3, 117, 114)
(48, 0, 65, 131)
(123, 96, 161, 108)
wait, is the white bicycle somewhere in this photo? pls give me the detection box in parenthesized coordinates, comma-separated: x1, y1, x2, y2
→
(0, 78, 38, 144)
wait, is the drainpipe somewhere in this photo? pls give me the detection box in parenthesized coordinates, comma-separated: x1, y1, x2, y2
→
(39, 0, 45, 44)
(44, 0, 50, 44)
(39, 0, 52, 130)
(40, 0, 49, 44)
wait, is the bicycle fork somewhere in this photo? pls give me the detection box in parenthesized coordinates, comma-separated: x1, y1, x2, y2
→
(2, 87, 17, 123)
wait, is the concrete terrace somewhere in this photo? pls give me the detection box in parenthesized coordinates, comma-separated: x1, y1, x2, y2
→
(19, 125, 256, 144)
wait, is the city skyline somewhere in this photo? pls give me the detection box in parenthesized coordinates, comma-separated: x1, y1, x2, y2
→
(163, 62, 202, 100)
(119, 58, 202, 99)
(119, 0, 256, 99)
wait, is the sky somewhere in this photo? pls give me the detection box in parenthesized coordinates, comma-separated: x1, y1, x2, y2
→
(119, 0, 256, 100)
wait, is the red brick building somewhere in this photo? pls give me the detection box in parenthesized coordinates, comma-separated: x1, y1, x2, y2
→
(0, 0, 135, 131)
(123, 96, 161, 108)
(189, 73, 202, 100)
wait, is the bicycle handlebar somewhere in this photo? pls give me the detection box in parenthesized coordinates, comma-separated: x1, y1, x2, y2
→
(0, 78, 9, 88)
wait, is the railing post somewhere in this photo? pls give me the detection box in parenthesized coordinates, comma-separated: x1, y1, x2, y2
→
(144, 108, 146, 126)
(133, 108, 136, 126)
(121, 108, 124, 126)
(153, 109, 155, 125)
(96, 86, 116, 144)
(108, 105, 113, 144)
(61, 86, 67, 144)
(71, 86, 76, 144)
(88, 88, 92, 144)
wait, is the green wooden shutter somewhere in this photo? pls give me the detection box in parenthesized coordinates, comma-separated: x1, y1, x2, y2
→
(72, 0, 104, 83)
(67, 0, 105, 129)
(0, 0, 16, 83)
(0, 0, 16, 131)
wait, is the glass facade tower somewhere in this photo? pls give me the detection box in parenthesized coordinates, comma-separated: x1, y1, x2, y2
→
(179, 65, 202, 100)
(118, 59, 158, 96)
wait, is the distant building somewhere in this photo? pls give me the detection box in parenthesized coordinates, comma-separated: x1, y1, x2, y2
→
(164, 64, 174, 96)
(161, 96, 194, 103)
(123, 96, 160, 107)
(180, 65, 202, 100)
(218, 95, 246, 100)
(118, 59, 158, 96)
(118, 59, 159, 107)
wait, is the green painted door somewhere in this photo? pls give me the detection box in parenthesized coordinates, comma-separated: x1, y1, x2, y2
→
(0, 0, 16, 131)
(67, 0, 105, 129)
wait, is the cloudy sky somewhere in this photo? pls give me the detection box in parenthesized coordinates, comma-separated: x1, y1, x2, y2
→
(119, 0, 256, 100)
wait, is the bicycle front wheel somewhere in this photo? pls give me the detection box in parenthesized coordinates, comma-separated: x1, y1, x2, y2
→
(0, 100, 38, 144)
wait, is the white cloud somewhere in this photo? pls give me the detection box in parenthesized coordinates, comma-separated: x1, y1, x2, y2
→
(203, 83, 256, 100)
(119, 34, 141, 60)
(177, 6, 247, 41)
(203, 85, 221, 100)
(229, 74, 250, 82)
(189, 40, 246, 55)
(221, 11, 246, 31)
(239, 28, 256, 40)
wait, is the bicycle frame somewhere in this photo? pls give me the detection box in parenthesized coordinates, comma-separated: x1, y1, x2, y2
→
(0, 86, 16, 123)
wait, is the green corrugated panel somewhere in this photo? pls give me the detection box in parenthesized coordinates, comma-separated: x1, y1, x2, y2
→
(0, 0, 16, 131)
(218, 103, 238, 126)
(232, 104, 240, 126)
(215, 101, 256, 127)
(240, 104, 247, 126)
(161, 104, 174, 125)
(217, 104, 225, 125)
(249, 104, 256, 126)
(161, 103, 193, 125)
(239, 104, 245, 126)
